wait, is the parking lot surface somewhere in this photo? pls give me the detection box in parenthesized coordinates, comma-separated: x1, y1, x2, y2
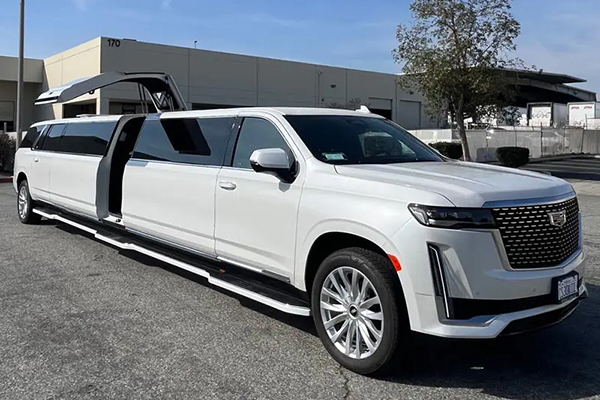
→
(1, 183, 599, 400)
(525, 156, 600, 181)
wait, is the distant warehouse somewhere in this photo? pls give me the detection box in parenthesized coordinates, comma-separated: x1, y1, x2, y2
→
(0, 36, 596, 131)
(0, 37, 437, 130)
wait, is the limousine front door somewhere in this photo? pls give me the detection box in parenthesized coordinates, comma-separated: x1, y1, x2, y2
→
(215, 117, 303, 281)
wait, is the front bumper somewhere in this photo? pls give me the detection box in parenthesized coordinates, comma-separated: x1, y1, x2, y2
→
(412, 283, 586, 339)
(389, 216, 587, 339)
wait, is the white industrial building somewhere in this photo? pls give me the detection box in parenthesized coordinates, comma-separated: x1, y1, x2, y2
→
(0, 37, 438, 131)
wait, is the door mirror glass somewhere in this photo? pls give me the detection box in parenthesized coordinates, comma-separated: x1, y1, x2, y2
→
(249, 148, 295, 183)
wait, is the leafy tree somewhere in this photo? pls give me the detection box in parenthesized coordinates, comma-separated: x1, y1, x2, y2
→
(393, 0, 522, 160)
(0, 133, 16, 172)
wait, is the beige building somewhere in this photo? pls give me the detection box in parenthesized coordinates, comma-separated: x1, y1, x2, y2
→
(0, 55, 43, 132)
(1, 37, 438, 131)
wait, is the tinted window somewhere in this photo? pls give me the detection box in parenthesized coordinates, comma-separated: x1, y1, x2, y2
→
(20, 125, 45, 148)
(132, 117, 234, 166)
(61, 122, 117, 156)
(41, 124, 66, 152)
(232, 118, 292, 169)
(285, 115, 442, 164)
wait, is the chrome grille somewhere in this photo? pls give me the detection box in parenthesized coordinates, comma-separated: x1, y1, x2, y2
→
(492, 197, 580, 269)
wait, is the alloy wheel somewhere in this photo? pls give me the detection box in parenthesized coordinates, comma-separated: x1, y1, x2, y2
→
(18, 185, 28, 220)
(319, 266, 384, 359)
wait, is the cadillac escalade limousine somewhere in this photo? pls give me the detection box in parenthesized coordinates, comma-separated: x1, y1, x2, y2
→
(13, 72, 587, 374)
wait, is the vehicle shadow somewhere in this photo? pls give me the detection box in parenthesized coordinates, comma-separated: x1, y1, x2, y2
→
(378, 283, 600, 400)
(116, 237, 600, 399)
(54, 223, 317, 335)
(125, 250, 319, 336)
(54, 222, 600, 398)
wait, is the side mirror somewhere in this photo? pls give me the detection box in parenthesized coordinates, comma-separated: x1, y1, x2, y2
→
(249, 148, 296, 183)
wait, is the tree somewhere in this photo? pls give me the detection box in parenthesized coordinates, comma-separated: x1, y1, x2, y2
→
(393, 0, 521, 160)
(0, 133, 16, 172)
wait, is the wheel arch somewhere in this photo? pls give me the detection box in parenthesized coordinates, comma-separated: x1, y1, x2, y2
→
(301, 229, 398, 296)
(16, 171, 27, 188)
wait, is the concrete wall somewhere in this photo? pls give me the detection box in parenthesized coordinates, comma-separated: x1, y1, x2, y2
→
(0, 56, 43, 130)
(0, 81, 42, 130)
(39, 38, 101, 121)
(97, 37, 439, 128)
(0, 56, 43, 83)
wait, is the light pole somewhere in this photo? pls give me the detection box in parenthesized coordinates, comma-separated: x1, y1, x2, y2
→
(15, 0, 25, 147)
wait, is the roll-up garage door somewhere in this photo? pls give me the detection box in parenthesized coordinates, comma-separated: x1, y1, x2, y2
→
(397, 100, 422, 129)
(0, 101, 14, 122)
(368, 97, 392, 120)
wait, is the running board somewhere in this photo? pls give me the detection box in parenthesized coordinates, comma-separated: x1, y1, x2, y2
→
(32, 207, 311, 316)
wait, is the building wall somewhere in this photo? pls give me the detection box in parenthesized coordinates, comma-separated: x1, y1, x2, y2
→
(0, 81, 42, 130)
(97, 37, 439, 128)
(0, 56, 43, 83)
(0, 56, 44, 131)
(39, 37, 101, 121)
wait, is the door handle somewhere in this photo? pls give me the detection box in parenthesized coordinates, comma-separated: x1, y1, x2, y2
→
(218, 181, 237, 191)
(33, 158, 39, 163)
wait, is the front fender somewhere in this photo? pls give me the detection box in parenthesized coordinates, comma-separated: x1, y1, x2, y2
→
(294, 218, 401, 291)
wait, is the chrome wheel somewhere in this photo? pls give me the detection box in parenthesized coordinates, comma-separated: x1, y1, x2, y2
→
(320, 266, 383, 359)
(18, 184, 28, 220)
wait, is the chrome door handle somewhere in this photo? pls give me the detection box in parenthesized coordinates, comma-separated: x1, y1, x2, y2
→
(218, 181, 237, 191)
(33, 158, 39, 162)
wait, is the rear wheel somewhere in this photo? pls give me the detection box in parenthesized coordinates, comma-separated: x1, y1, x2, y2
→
(17, 180, 41, 224)
(311, 247, 408, 375)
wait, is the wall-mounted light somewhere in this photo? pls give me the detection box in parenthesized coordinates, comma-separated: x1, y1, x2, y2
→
(330, 84, 337, 88)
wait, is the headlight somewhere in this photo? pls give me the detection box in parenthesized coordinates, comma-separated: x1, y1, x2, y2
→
(408, 204, 496, 229)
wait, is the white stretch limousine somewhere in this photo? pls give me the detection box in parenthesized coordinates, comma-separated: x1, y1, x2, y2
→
(14, 73, 587, 374)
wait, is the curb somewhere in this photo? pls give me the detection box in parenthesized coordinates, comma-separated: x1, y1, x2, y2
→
(0, 176, 13, 184)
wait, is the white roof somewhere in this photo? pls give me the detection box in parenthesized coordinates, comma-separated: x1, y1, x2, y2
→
(31, 106, 382, 127)
(160, 106, 383, 119)
(31, 114, 123, 127)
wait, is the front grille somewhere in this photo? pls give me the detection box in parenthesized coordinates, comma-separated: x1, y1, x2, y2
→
(492, 197, 580, 269)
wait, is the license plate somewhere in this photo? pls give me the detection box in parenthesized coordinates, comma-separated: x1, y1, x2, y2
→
(553, 272, 579, 303)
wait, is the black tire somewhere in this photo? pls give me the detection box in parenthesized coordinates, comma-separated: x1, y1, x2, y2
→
(311, 247, 409, 375)
(17, 180, 41, 224)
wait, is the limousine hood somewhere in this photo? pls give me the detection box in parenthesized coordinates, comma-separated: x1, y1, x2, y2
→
(334, 161, 574, 207)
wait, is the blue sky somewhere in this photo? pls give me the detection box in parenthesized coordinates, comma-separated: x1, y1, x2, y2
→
(1, 0, 599, 92)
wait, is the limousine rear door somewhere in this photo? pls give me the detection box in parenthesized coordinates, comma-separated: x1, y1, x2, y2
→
(121, 114, 237, 257)
(34, 72, 188, 112)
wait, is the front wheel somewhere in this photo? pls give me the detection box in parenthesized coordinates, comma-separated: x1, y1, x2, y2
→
(17, 180, 41, 224)
(311, 247, 408, 375)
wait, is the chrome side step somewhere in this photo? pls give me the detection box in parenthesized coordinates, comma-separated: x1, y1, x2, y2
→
(32, 208, 311, 316)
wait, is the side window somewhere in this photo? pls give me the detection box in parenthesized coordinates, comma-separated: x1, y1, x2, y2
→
(61, 122, 117, 156)
(132, 117, 234, 166)
(20, 125, 45, 148)
(40, 124, 66, 152)
(232, 118, 292, 169)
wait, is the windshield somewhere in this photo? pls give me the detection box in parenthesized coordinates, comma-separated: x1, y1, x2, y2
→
(285, 115, 443, 164)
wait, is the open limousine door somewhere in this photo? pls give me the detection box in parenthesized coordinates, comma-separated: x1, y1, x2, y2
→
(34, 71, 188, 112)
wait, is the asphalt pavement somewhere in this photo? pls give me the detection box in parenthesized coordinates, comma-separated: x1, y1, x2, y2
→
(1, 183, 600, 400)
(525, 156, 600, 181)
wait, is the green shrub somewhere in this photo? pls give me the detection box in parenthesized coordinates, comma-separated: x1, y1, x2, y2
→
(430, 142, 463, 159)
(0, 133, 16, 172)
(496, 146, 530, 168)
